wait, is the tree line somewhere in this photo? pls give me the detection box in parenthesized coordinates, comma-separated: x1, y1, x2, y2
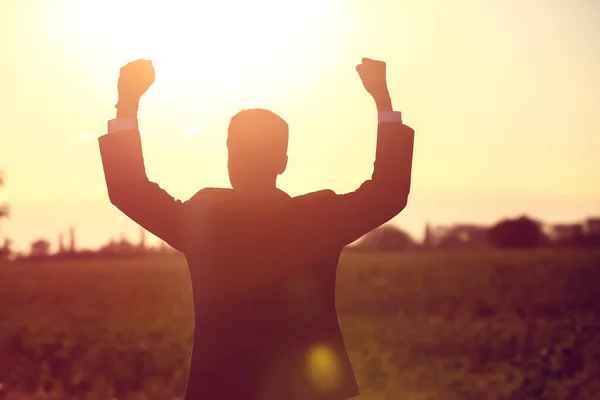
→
(350, 216, 600, 253)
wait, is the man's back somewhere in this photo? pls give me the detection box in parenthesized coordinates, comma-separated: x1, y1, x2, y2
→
(182, 188, 358, 399)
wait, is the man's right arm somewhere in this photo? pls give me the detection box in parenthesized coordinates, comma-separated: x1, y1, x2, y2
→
(99, 59, 189, 251)
(99, 118, 189, 251)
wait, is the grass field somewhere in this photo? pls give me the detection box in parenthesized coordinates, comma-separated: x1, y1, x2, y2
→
(1, 249, 600, 400)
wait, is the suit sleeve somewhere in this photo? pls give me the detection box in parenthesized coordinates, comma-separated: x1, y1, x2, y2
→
(317, 120, 415, 246)
(98, 128, 188, 251)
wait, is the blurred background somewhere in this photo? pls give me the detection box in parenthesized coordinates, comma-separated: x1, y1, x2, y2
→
(0, 1, 599, 399)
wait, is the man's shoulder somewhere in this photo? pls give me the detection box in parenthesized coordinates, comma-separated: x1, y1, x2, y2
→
(186, 187, 233, 205)
(292, 189, 337, 203)
(185, 188, 339, 211)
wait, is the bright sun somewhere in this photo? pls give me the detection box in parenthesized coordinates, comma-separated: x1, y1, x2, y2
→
(59, 0, 342, 96)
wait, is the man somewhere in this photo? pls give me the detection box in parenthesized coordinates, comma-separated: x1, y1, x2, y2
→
(99, 58, 414, 400)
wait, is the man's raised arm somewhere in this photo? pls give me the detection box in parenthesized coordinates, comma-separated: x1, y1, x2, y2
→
(98, 59, 187, 251)
(315, 58, 415, 246)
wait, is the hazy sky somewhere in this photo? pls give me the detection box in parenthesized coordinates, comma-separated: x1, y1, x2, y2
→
(0, 0, 599, 252)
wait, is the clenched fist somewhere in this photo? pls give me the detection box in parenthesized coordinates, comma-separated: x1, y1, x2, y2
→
(356, 58, 392, 110)
(117, 59, 155, 105)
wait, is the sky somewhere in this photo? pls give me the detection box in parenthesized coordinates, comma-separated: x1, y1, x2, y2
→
(0, 0, 599, 253)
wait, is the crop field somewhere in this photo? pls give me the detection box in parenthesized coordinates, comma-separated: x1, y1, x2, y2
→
(1, 249, 600, 400)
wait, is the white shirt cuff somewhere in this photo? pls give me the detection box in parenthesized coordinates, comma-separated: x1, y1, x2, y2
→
(378, 111, 402, 124)
(108, 118, 138, 134)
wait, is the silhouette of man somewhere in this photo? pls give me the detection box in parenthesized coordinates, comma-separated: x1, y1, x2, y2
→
(99, 58, 414, 400)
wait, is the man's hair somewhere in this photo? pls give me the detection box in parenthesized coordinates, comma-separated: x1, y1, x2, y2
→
(227, 109, 289, 156)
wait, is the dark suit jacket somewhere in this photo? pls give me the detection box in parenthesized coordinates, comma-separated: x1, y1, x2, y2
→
(98, 119, 414, 400)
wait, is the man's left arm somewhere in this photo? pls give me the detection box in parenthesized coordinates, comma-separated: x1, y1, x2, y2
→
(308, 58, 415, 247)
(315, 110, 414, 247)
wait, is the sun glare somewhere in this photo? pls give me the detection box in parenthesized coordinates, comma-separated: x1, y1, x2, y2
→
(78, 132, 93, 142)
(184, 125, 202, 136)
(58, 0, 343, 96)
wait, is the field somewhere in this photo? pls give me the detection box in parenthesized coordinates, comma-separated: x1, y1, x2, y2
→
(1, 249, 600, 400)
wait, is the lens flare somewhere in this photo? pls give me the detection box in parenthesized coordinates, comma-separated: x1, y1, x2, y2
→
(305, 344, 341, 393)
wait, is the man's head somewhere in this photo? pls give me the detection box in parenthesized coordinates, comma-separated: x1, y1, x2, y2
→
(227, 109, 289, 190)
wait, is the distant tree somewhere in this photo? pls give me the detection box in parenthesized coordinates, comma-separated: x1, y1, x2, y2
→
(572, 225, 586, 246)
(355, 224, 416, 252)
(550, 223, 585, 246)
(488, 216, 546, 248)
(438, 224, 489, 249)
(0, 238, 11, 259)
(422, 223, 436, 249)
(30, 239, 51, 258)
(0, 171, 8, 221)
(0, 171, 10, 256)
(587, 218, 600, 236)
(586, 218, 600, 246)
